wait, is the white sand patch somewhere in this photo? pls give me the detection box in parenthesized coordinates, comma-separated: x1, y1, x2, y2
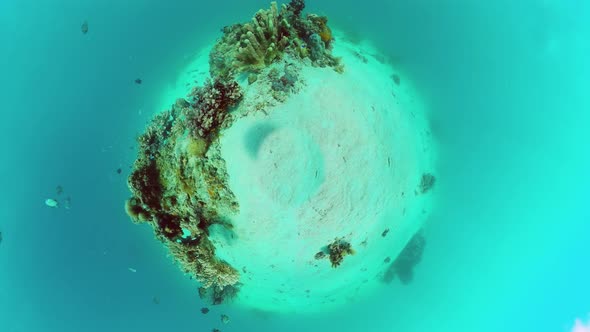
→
(210, 34, 436, 313)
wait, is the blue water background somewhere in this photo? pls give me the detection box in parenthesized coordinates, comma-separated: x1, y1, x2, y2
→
(1, 0, 589, 331)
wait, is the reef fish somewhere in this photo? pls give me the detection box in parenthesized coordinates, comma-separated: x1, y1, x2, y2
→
(81, 20, 88, 34)
(45, 198, 59, 208)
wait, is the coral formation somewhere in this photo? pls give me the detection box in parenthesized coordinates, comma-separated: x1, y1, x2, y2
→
(327, 238, 355, 268)
(314, 251, 326, 260)
(419, 173, 436, 194)
(187, 78, 243, 140)
(125, 0, 351, 306)
(383, 231, 426, 284)
(126, 78, 241, 303)
(209, 0, 342, 77)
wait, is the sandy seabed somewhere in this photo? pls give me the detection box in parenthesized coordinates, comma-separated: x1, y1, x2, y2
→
(158, 31, 437, 314)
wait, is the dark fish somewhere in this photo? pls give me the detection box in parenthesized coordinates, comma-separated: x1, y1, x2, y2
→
(201, 307, 209, 314)
(81, 20, 88, 34)
(134, 78, 142, 84)
(116, 168, 122, 174)
(382, 228, 390, 237)
(0, 231, 3, 244)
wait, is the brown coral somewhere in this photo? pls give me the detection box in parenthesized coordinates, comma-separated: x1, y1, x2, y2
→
(186, 78, 243, 140)
(327, 237, 355, 268)
(209, 0, 341, 76)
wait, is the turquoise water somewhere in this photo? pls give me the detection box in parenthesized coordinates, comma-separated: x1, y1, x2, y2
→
(1, 0, 589, 331)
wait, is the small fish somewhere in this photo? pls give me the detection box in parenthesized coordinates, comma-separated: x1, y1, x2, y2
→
(128, 267, 137, 273)
(0, 231, 3, 245)
(64, 197, 71, 210)
(220, 314, 230, 324)
(152, 296, 160, 304)
(56, 185, 63, 195)
(45, 198, 59, 208)
(201, 307, 210, 314)
(81, 20, 88, 34)
(134, 78, 142, 84)
(116, 168, 122, 174)
(381, 228, 390, 237)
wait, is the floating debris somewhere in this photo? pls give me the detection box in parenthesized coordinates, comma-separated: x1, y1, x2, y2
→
(220, 314, 230, 324)
(81, 20, 88, 34)
(56, 185, 63, 195)
(45, 198, 59, 208)
(201, 307, 210, 314)
(134, 78, 142, 85)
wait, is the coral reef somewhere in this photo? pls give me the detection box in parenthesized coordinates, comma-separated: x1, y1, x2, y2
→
(327, 237, 355, 268)
(268, 63, 302, 101)
(126, 78, 241, 301)
(125, 0, 349, 307)
(209, 0, 342, 77)
(186, 78, 243, 140)
(383, 231, 426, 284)
(287, 0, 305, 15)
(199, 283, 241, 305)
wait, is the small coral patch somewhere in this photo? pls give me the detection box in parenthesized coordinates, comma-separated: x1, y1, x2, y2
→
(327, 237, 355, 268)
